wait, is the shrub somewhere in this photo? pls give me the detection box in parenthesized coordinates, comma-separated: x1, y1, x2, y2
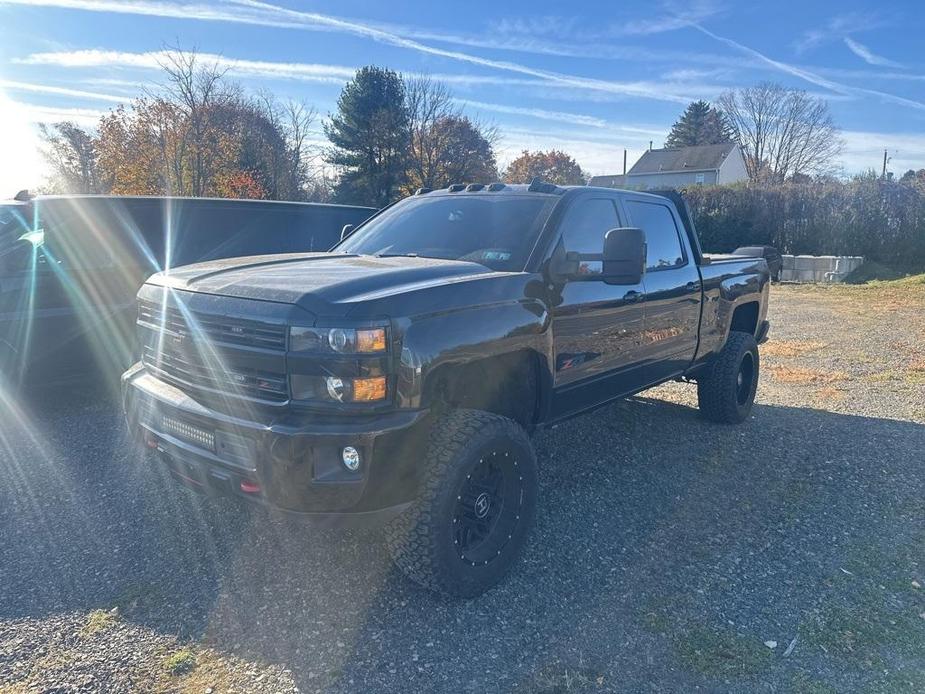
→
(680, 179, 925, 271)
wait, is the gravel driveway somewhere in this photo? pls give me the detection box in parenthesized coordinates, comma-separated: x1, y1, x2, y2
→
(2, 282, 923, 693)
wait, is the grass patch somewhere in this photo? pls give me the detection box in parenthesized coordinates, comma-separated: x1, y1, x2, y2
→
(842, 261, 906, 284)
(768, 366, 846, 384)
(864, 667, 925, 694)
(521, 661, 607, 693)
(639, 600, 774, 679)
(674, 626, 773, 677)
(163, 648, 197, 676)
(801, 597, 923, 666)
(762, 340, 826, 358)
(81, 609, 117, 637)
(789, 671, 838, 694)
(867, 368, 925, 385)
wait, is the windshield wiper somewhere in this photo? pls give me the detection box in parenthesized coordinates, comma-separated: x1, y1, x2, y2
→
(375, 252, 419, 258)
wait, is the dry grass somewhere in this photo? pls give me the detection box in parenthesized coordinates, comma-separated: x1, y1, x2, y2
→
(767, 366, 847, 384)
(909, 359, 925, 374)
(762, 340, 826, 358)
(813, 386, 845, 403)
(81, 609, 118, 637)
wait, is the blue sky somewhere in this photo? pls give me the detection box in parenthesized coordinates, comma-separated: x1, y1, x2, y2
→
(1, 0, 923, 193)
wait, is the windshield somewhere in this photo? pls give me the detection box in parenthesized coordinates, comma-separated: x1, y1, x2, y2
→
(335, 194, 555, 271)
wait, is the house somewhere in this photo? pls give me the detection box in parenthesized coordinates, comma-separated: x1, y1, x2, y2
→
(591, 143, 748, 190)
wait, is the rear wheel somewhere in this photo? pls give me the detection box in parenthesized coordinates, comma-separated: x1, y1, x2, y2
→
(697, 330, 759, 424)
(385, 409, 538, 598)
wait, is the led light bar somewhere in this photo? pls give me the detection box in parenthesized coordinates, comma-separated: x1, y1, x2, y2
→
(161, 415, 215, 451)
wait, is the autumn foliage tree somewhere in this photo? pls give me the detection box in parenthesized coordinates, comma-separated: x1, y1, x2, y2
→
(502, 150, 586, 186)
(41, 49, 321, 200)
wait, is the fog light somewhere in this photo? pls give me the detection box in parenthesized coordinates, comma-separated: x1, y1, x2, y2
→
(342, 446, 361, 471)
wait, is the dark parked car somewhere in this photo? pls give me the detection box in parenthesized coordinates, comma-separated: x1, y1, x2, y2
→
(732, 245, 782, 281)
(0, 194, 375, 386)
(123, 181, 770, 597)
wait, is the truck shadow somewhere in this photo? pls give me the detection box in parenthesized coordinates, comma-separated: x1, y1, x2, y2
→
(1, 395, 923, 691)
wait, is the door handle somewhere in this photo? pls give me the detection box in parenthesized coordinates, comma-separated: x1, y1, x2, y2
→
(623, 290, 642, 303)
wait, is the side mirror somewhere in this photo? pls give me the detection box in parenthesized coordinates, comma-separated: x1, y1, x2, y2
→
(340, 224, 355, 241)
(603, 227, 646, 285)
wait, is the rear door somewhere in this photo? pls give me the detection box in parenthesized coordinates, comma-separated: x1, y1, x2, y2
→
(624, 197, 702, 380)
(549, 194, 649, 418)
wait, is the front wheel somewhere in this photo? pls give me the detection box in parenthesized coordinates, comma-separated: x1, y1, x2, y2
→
(385, 409, 538, 598)
(696, 330, 760, 424)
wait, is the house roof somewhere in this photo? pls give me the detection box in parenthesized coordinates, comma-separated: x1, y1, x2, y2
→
(628, 143, 738, 176)
(588, 174, 627, 188)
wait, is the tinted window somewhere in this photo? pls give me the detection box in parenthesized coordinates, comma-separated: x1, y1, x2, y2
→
(626, 200, 685, 270)
(558, 198, 619, 275)
(336, 195, 555, 272)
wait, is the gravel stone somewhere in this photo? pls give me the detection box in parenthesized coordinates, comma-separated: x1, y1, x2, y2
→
(1, 283, 923, 693)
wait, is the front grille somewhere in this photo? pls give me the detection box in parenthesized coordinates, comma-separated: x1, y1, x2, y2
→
(142, 344, 288, 402)
(138, 299, 287, 351)
(138, 298, 289, 403)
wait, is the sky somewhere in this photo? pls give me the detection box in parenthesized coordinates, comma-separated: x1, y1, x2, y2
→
(1, 0, 923, 194)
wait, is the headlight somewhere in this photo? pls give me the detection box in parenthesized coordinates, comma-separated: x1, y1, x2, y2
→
(289, 326, 387, 353)
(291, 375, 387, 402)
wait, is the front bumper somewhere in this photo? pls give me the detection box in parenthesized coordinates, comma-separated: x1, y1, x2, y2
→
(122, 363, 426, 520)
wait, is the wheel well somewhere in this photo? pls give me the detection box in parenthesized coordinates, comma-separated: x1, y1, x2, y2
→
(425, 351, 543, 431)
(730, 301, 759, 336)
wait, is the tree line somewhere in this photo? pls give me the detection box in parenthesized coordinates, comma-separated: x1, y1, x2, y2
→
(39, 51, 587, 206)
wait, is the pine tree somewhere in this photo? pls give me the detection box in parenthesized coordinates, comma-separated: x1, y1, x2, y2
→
(324, 66, 410, 207)
(664, 101, 733, 149)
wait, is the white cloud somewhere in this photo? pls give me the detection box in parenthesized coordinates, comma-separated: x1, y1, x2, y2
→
(621, 0, 722, 36)
(693, 24, 925, 113)
(794, 12, 888, 54)
(4, 0, 699, 104)
(0, 79, 126, 103)
(843, 37, 904, 69)
(19, 49, 356, 84)
(454, 99, 610, 128)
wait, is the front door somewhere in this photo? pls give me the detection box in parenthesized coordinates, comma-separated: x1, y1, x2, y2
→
(548, 196, 648, 419)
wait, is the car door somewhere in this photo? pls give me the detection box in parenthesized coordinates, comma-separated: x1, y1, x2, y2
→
(624, 197, 702, 381)
(548, 195, 649, 419)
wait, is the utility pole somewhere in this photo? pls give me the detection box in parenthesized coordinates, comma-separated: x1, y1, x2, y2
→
(882, 149, 888, 179)
(623, 149, 627, 175)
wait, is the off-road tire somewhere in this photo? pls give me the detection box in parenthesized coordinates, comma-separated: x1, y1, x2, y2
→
(697, 330, 759, 424)
(385, 409, 538, 598)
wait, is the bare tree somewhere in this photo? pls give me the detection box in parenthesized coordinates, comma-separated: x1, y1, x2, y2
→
(39, 122, 104, 193)
(404, 75, 500, 191)
(256, 92, 320, 199)
(155, 46, 237, 195)
(718, 83, 843, 182)
(405, 75, 457, 190)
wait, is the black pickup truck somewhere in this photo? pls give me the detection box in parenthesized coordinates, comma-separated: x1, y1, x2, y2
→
(123, 181, 770, 597)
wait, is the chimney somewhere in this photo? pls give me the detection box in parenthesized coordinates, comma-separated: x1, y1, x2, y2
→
(649, 141, 653, 151)
(623, 149, 627, 175)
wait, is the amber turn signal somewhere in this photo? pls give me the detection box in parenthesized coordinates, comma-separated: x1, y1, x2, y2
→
(356, 328, 387, 353)
(352, 376, 387, 401)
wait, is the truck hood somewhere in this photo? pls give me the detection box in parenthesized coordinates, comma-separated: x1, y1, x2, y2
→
(147, 252, 498, 313)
